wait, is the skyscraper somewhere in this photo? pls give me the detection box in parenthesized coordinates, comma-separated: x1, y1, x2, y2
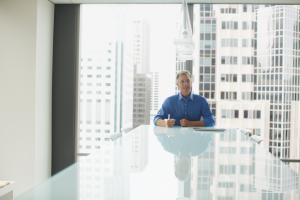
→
(192, 4, 282, 151)
(132, 19, 151, 129)
(255, 5, 300, 159)
(79, 5, 134, 153)
(150, 71, 160, 122)
(133, 19, 150, 74)
(189, 3, 300, 200)
(133, 73, 151, 128)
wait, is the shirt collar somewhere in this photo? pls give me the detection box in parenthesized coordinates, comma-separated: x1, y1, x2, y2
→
(178, 92, 194, 101)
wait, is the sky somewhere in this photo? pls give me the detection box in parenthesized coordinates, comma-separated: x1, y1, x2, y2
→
(123, 6, 183, 199)
(127, 4, 182, 103)
(81, 4, 182, 106)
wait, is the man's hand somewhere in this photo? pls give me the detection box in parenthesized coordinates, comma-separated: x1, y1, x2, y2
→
(180, 119, 190, 127)
(165, 119, 176, 128)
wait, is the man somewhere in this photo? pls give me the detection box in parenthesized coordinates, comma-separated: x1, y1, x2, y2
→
(154, 70, 215, 127)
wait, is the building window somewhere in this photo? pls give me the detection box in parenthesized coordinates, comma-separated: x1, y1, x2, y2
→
(244, 110, 248, 118)
(242, 75, 246, 82)
(243, 4, 247, 12)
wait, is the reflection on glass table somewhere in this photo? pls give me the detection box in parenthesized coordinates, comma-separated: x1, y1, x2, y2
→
(14, 125, 299, 200)
(154, 126, 214, 182)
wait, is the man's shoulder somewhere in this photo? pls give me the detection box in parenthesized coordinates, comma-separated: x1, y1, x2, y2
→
(165, 94, 180, 101)
(193, 93, 207, 102)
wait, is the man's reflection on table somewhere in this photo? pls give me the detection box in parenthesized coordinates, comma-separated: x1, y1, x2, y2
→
(153, 126, 214, 182)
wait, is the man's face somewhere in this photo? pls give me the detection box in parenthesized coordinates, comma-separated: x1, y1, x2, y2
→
(177, 74, 192, 96)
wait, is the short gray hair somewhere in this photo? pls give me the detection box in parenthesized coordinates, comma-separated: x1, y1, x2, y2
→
(176, 70, 192, 84)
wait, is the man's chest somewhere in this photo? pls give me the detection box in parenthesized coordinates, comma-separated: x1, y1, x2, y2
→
(169, 101, 202, 119)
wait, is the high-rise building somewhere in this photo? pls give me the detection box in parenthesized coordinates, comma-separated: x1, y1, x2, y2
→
(190, 3, 300, 200)
(133, 19, 150, 74)
(132, 19, 151, 129)
(193, 4, 299, 155)
(150, 71, 160, 119)
(79, 5, 134, 154)
(255, 5, 300, 159)
(133, 73, 151, 128)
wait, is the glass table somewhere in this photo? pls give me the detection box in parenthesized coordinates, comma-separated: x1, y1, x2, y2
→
(15, 125, 300, 200)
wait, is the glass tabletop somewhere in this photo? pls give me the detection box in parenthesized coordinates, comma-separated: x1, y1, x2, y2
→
(15, 125, 299, 200)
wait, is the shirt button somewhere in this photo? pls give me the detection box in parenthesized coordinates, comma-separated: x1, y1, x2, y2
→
(185, 112, 186, 114)
(185, 104, 186, 105)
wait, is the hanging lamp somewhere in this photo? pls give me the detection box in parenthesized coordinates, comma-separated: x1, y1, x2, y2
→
(174, 0, 194, 61)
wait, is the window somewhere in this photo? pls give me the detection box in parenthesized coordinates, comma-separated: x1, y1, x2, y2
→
(244, 110, 248, 118)
(243, 4, 247, 12)
(234, 22, 238, 29)
(222, 22, 226, 29)
(233, 57, 238, 64)
(242, 57, 246, 64)
(204, 75, 210, 82)
(221, 74, 225, 82)
(242, 75, 246, 82)
(243, 22, 247, 30)
(221, 56, 225, 64)
(257, 111, 261, 119)
(233, 74, 237, 82)
(221, 39, 226, 47)
(234, 110, 239, 118)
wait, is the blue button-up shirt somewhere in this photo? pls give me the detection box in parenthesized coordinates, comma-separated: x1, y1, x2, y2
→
(153, 92, 215, 127)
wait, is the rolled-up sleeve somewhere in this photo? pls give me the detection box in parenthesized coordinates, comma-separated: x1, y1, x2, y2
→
(201, 98, 215, 127)
(153, 98, 169, 126)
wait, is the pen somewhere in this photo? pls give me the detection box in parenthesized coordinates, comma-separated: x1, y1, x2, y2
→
(168, 114, 170, 120)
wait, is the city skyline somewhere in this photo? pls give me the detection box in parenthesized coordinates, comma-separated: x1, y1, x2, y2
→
(78, 4, 300, 162)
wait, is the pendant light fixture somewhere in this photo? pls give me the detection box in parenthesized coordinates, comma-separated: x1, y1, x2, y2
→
(174, 0, 194, 61)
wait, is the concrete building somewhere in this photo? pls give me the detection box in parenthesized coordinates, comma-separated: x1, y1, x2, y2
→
(255, 5, 300, 159)
(79, 5, 134, 154)
(133, 73, 151, 128)
(189, 3, 300, 200)
(192, 4, 300, 158)
(133, 19, 150, 74)
(150, 71, 160, 122)
(132, 19, 151, 129)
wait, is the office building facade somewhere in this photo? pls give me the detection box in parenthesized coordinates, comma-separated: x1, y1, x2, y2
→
(189, 3, 300, 200)
(79, 5, 134, 154)
(133, 19, 150, 74)
(133, 73, 151, 128)
(192, 4, 300, 157)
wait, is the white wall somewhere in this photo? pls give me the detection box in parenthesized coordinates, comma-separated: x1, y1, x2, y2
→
(0, 0, 54, 196)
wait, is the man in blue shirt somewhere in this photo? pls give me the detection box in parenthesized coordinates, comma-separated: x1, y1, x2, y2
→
(154, 70, 215, 127)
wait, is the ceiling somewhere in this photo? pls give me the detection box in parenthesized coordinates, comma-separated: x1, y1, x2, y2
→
(49, 0, 300, 4)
